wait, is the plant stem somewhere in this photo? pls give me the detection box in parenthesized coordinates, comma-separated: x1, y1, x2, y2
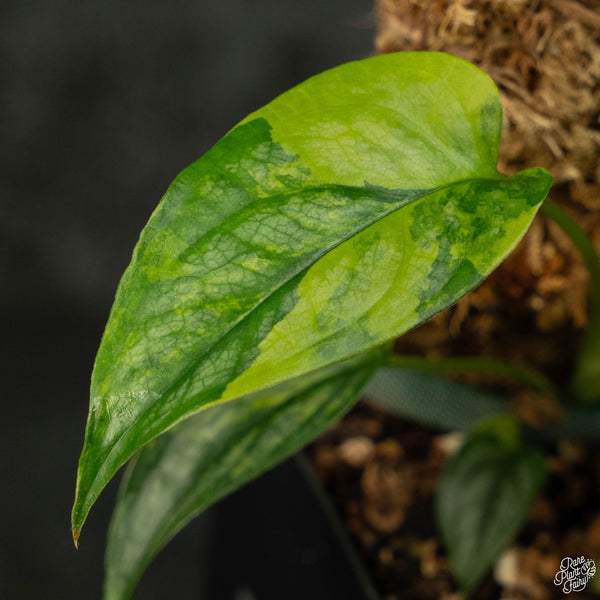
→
(541, 199, 600, 314)
(384, 354, 557, 397)
(541, 199, 600, 402)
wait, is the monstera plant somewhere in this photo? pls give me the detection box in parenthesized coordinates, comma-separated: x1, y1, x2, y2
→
(71, 52, 567, 598)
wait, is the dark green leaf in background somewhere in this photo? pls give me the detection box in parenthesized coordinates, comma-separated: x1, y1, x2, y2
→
(73, 52, 552, 539)
(436, 416, 547, 594)
(364, 367, 508, 430)
(103, 350, 382, 600)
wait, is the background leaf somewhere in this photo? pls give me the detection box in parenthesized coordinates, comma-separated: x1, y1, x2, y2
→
(364, 367, 508, 430)
(365, 367, 600, 440)
(436, 416, 546, 593)
(73, 52, 552, 537)
(103, 349, 382, 600)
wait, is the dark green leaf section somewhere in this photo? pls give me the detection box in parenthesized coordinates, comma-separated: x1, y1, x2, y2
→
(436, 416, 546, 593)
(103, 349, 382, 600)
(73, 52, 552, 538)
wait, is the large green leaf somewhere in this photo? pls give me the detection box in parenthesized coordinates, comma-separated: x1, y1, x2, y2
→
(103, 350, 381, 600)
(73, 52, 552, 538)
(436, 416, 546, 593)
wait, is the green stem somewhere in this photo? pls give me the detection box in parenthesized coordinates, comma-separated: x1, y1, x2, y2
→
(384, 354, 557, 397)
(541, 199, 600, 314)
(541, 199, 600, 402)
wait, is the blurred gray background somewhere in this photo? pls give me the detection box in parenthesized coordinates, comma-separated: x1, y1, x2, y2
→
(1, 1, 374, 597)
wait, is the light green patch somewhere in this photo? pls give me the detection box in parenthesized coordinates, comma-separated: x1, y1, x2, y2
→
(248, 53, 502, 188)
(222, 211, 424, 400)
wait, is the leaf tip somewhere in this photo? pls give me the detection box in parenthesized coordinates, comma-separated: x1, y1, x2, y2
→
(72, 529, 80, 550)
